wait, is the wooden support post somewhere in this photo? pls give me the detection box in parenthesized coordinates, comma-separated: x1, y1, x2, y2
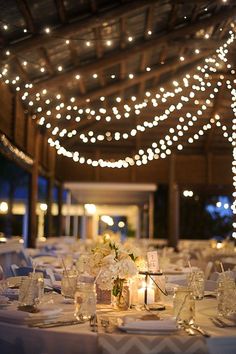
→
(27, 130, 40, 248)
(45, 175, 54, 237)
(168, 154, 179, 249)
(149, 192, 154, 239)
(57, 183, 64, 236)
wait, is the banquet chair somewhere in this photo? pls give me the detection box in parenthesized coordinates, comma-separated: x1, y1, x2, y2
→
(10, 264, 47, 278)
(10, 264, 60, 286)
(205, 261, 214, 280)
(17, 249, 33, 267)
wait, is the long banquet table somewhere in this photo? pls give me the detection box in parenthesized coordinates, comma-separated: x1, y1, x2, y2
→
(0, 294, 235, 354)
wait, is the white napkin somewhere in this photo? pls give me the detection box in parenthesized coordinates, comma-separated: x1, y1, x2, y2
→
(0, 306, 62, 325)
(121, 318, 177, 332)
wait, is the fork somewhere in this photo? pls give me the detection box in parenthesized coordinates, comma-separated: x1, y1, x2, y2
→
(210, 317, 236, 328)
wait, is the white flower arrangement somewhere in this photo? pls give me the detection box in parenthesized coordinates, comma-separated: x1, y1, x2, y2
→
(77, 238, 139, 296)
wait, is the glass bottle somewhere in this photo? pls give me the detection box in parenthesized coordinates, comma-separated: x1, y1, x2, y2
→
(74, 275, 96, 322)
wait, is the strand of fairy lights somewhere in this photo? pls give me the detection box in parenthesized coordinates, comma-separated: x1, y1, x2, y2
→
(47, 80, 221, 168)
(61, 76, 215, 143)
(40, 73, 212, 141)
(43, 45, 227, 144)
(36, 37, 232, 142)
(32, 30, 236, 142)
(44, 30, 236, 168)
(0, 54, 207, 123)
(48, 106, 214, 168)
(228, 80, 236, 238)
(0, 29, 234, 125)
(0, 29, 234, 167)
(27, 27, 236, 121)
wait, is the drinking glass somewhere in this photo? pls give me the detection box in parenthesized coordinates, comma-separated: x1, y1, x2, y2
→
(74, 276, 96, 322)
(19, 275, 42, 308)
(61, 269, 78, 301)
(173, 287, 195, 324)
(187, 270, 205, 300)
(217, 276, 236, 316)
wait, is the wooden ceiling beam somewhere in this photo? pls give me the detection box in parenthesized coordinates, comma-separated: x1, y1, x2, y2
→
(191, 4, 200, 23)
(145, 5, 154, 38)
(120, 17, 126, 49)
(205, 84, 224, 151)
(30, 7, 236, 92)
(16, 0, 35, 33)
(54, 0, 67, 24)
(168, 2, 178, 30)
(94, 27, 103, 59)
(6, 0, 156, 54)
(77, 78, 86, 95)
(39, 47, 55, 75)
(14, 57, 30, 81)
(68, 42, 79, 66)
(90, 0, 97, 13)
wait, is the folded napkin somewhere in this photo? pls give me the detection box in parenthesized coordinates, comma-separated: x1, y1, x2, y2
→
(120, 318, 177, 332)
(0, 306, 62, 325)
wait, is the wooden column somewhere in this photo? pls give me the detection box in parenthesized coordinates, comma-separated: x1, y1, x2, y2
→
(65, 190, 71, 236)
(57, 182, 64, 236)
(27, 130, 40, 248)
(45, 175, 54, 237)
(168, 154, 179, 248)
(148, 192, 154, 239)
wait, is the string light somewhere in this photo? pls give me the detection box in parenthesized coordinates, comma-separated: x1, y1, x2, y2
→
(0, 27, 235, 168)
(0, 134, 33, 165)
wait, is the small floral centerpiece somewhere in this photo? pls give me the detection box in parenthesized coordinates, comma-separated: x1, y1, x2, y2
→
(77, 237, 139, 309)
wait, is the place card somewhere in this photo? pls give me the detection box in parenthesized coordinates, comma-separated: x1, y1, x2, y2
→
(147, 251, 159, 273)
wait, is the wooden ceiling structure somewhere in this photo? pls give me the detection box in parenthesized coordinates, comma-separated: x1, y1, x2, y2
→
(0, 0, 235, 187)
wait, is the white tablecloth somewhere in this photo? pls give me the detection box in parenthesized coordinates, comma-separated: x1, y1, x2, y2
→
(0, 295, 235, 354)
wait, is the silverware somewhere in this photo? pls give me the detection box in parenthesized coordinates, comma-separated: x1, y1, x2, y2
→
(189, 323, 211, 337)
(183, 327, 196, 336)
(211, 317, 236, 328)
(29, 319, 83, 328)
(90, 315, 98, 332)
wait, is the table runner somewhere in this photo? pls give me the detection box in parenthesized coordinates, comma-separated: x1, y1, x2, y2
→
(98, 332, 208, 354)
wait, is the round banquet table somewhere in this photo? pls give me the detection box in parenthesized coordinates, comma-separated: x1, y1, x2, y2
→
(0, 294, 235, 354)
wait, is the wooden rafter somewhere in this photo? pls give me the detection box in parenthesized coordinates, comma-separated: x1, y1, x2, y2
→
(30, 8, 235, 92)
(54, 0, 67, 24)
(159, 45, 167, 64)
(14, 57, 29, 81)
(145, 5, 154, 38)
(90, 0, 97, 13)
(120, 17, 126, 49)
(6, 0, 156, 54)
(39, 47, 55, 75)
(77, 78, 86, 95)
(168, 2, 178, 29)
(191, 3, 200, 23)
(94, 27, 103, 59)
(67, 42, 79, 66)
(16, 0, 35, 33)
(205, 84, 224, 151)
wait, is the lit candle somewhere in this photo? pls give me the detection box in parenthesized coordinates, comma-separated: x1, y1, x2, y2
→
(138, 287, 155, 304)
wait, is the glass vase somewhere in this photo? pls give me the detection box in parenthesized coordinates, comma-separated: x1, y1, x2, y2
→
(112, 279, 130, 310)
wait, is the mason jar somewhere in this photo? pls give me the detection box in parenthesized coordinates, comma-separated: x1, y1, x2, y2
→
(74, 275, 96, 322)
(173, 287, 195, 324)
